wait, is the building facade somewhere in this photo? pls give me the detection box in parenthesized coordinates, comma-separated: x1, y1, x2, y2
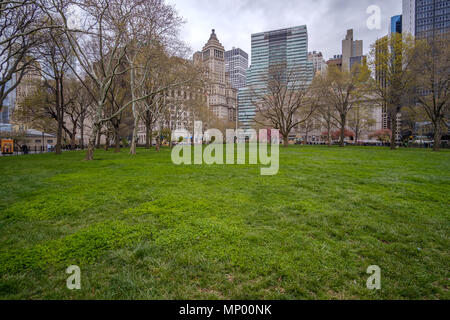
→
(416, 0, 450, 39)
(225, 47, 248, 90)
(342, 29, 364, 72)
(391, 15, 403, 34)
(11, 62, 41, 131)
(402, 0, 450, 39)
(327, 54, 343, 70)
(0, 77, 16, 127)
(403, 0, 416, 36)
(194, 29, 237, 122)
(238, 25, 314, 130)
(308, 51, 328, 76)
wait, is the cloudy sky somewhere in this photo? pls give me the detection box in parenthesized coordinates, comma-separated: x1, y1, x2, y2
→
(168, 0, 402, 62)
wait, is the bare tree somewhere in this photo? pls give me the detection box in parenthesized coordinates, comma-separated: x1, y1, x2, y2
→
(34, 20, 74, 154)
(347, 103, 376, 145)
(252, 65, 316, 147)
(0, 1, 50, 110)
(64, 78, 93, 149)
(310, 75, 337, 146)
(124, 0, 184, 155)
(411, 35, 450, 151)
(368, 33, 417, 149)
(50, 0, 147, 160)
(105, 72, 129, 152)
(320, 64, 369, 147)
(11, 84, 57, 133)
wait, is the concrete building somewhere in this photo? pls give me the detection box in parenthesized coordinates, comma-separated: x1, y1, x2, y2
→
(308, 51, 328, 76)
(11, 62, 41, 132)
(327, 54, 343, 70)
(342, 29, 364, 72)
(225, 48, 248, 90)
(193, 29, 237, 122)
(238, 25, 314, 129)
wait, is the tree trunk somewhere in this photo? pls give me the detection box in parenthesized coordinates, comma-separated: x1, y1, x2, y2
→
(283, 134, 289, 147)
(85, 125, 99, 161)
(80, 118, 85, 150)
(56, 111, 63, 154)
(129, 115, 139, 155)
(390, 113, 398, 150)
(155, 133, 161, 152)
(96, 130, 101, 149)
(71, 128, 77, 150)
(114, 125, 120, 153)
(327, 123, 332, 147)
(433, 120, 441, 152)
(104, 130, 110, 151)
(55, 78, 63, 155)
(339, 115, 346, 147)
(145, 123, 152, 149)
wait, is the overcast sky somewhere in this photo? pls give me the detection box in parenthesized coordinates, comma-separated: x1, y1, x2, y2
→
(168, 0, 402, 62)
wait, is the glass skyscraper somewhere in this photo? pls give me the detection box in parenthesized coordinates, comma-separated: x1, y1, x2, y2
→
(402, 0, 450, 39)
(238, 25, 314, 130)
(416, 0, 449, 39)
(391, 15, 403, 34)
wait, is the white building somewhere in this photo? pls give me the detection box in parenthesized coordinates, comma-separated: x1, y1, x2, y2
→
(308, 51, 328, 76)
(402, 0, 415, 37)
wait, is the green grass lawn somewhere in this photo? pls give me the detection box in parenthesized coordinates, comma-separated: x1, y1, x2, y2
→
(0, 146, 449, 300)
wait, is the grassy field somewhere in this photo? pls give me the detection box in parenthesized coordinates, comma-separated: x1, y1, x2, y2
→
(0, 146, 449, 300)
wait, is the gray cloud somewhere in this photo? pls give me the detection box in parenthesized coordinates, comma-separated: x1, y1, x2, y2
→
(168, 0, 401, 62)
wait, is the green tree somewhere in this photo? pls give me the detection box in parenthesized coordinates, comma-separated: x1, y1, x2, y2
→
(368, 33, 417, 149)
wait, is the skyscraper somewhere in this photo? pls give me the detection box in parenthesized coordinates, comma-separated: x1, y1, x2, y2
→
(194, 29, 237, 122)
(402, 0, 450, 40)
(402, 0, 416, 36)
(390, 15, 403, 34)
(225, 48, 248, 90)
(342, 29, 364, 72)
(238, 25, 314, 129)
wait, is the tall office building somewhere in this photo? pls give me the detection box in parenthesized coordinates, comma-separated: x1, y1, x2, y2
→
(416, 0, 449, 39)
(402, 0, 450, 39)
(376, 15, 404, 135)
(342, 29, 364, 72)
(225, 48, 248, 90)
(390, 15, 403, 34)
(238, 25, 314, 129)
(194, 29, 237, 122)
(402, 0, 416, 36)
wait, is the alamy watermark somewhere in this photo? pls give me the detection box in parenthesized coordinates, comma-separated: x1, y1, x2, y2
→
(171, 121, 280, 176)
(66, 265, 81, 290)
(366, 265, 381, 290)
(366, 5, 381, 30)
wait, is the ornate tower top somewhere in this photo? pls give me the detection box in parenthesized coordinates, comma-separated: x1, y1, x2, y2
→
(203, 28, 224, 52)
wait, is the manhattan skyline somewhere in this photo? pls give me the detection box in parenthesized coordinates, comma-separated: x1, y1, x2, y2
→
(169, 0, 402, 61)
